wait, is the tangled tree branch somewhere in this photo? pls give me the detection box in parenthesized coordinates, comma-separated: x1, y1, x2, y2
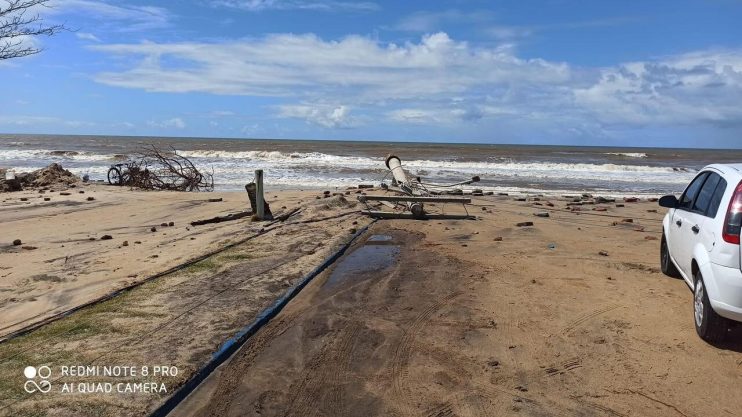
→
(1, 0, 64, 60)
(127, 145, 214, 192)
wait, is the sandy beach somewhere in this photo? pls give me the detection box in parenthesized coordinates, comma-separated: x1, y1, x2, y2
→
(1, 182, 740, 416)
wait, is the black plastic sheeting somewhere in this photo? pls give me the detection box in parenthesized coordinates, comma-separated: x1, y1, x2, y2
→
(149, 221, 374, 417)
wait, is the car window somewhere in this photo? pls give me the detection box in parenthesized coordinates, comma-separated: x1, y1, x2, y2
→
(707, 177, 728, 218)
(692, 173, 721, 215)
(678, 172, 709, 211)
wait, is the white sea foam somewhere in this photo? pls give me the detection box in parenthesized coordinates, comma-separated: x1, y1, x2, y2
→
(0, 149, 120, 162)
(2, 147, 695, 192)
(605, 152, 648, 158)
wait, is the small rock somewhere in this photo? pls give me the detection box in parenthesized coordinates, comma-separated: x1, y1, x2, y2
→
(79, 190, 85, 194)
(516, 222, 534, 227)
(482, 207, 487, 211)
(12, 239, 21, 246)
(20, 197, 28, 201)
(607, 276, 613, 280)
(358, 184, 374, 189)
(86, 197, 95, 201)
(531, 279, 537, 284)
(515, 386, 528, 392)
(647, 209, 658, 213)
(100, 235, 113, 240)
(150, 227, 157, 232)
(323, 190, 331, 195)
(461, 244, 468, 247)
(208, 198, 223, 203)
(168, 221, 174, 227)
(623, 197, 639, 203)
(534, 212, 549, 218)
(44, 198, 50, 201)
(315, 196, 321, 199)
(487, 359, 500, 367)
(648, 197, 659, 202)
(622, 218, 634, 223)
(349, 228, 357, 234)
(515, 198, 527, 202)
(493, 237, 503, 241)
(150, 254, 159, 258)
(352, 221, 358, 225)
(160, 223, 168, 227)
(22, 246, 38, 250)
(122, 241, 129, 246)
(593, 207, 607, 212)
(615, 204, 625, 208)
(599, 250, 609, 256)
(60, 192, 71, 196)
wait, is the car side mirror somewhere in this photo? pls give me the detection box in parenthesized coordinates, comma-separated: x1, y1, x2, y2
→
(659, 195, 679, 208)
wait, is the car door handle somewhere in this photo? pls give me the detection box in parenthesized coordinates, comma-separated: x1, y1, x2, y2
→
(692, 225, 700, 234)
(676, 220, 682, 227)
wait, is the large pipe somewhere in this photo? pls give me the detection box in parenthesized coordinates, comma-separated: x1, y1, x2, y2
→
(385, 154, 425, 218)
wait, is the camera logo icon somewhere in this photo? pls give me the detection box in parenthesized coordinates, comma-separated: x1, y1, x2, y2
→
(23, 366, 51, 394)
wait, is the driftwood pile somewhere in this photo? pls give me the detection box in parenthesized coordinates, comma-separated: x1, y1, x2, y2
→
(123, 145, 214, 192)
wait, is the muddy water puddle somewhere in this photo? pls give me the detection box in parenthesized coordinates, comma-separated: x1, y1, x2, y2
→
(323, 235, 400, 288)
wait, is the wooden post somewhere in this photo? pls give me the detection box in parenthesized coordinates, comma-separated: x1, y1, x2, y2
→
(255, 169, 265, 220)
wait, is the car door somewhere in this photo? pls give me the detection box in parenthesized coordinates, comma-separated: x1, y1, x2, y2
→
(670, 172, 709, 278)
(690, 173, 724, 252)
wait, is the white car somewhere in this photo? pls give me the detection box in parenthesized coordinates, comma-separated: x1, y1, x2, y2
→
(660, 164, 742, 342)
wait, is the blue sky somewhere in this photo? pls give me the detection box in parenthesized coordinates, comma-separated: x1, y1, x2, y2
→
(1, 0, 742, 148)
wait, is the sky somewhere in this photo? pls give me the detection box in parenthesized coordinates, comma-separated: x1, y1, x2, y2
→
(1, 0, 742, 148)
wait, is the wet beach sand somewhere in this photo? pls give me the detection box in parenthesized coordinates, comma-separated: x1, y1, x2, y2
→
(1, 188, 741, 416)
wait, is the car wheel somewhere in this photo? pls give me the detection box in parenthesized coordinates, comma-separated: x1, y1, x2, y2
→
(660, 233, 680, 278)
(694, 272, 728, 342)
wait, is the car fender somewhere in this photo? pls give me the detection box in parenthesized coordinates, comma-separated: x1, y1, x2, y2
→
(694, 244, 720, 300)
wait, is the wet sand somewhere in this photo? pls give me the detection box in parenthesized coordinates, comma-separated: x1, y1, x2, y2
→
(2, 191, 742, 417)
(172, 196, 742, 417)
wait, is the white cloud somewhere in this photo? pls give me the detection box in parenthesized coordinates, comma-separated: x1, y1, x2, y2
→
(147, 117, 186, 129)
(208, 0, 378, 12)
(86, 31, 742, 131)
(278, 104, 356, 128)
(393, 10, 492, 32)
(574, 50, 742, 126)
(89, 32, 570, 100)
(50, 0, 171, 31)
(76, 32, 101, 42)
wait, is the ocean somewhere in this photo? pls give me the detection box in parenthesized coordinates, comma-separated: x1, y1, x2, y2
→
(2, 134, 741, 195)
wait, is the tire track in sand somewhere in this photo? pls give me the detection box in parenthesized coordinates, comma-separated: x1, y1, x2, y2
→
(389, 292, 462, 415)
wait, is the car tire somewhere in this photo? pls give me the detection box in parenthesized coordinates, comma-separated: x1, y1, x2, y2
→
(694, 272, 728, 343)
(660, 233, 681, 278)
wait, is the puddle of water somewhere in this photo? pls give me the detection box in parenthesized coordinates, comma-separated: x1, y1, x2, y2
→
(324, 244, 400, 288)
(366, 235, 392, 245)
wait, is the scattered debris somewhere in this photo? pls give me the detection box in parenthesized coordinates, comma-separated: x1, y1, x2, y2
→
(191, 211, 252, 226)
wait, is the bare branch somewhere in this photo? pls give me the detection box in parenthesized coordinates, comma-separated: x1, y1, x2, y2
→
(0, 0, 64, 60)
